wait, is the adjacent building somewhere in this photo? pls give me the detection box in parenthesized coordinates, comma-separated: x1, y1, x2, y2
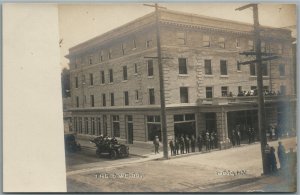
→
(66, 9, 296, 148)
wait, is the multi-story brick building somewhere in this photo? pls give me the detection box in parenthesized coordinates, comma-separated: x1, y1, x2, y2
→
(66, 9, 296, 148)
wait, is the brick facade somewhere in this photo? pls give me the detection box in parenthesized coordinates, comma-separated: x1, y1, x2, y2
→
(66, 9, 295, 147)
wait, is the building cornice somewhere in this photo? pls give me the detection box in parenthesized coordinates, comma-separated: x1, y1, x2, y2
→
(67, 9, 292, 58)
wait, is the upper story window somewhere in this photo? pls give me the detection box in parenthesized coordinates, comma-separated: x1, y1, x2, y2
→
(279, 64, 285, 76)
(262, 63, 268, 76)
(89, 55, 93, 65)
(146, 40, 152, 48)
(76, 96, 79, 107)
(102, 94, 106, 107)
(236, 38, 240, 48)
(109, 69, 113, 83)
(178, 58, 187, 74)
(147, 60, 154, 77)
(261, 41, 266, 52)
(110, 93, 115, 106)
(248, 40, 254, 51)
(250, 63, 256, 76)
(180, 87, 189, 103)
(99, 51, 103, 62)
(206, 87, 213, 98)
(90, 95, 94, 107)
(75, 76, 78, 88)
(205, 59, 212, 75)
(149, 88, 155, 105)
(237, 61, 241, 71)
(177, 32, 186, 45)
(134, 63, 138, 74)
(101, 71, 105, 84)
(123, 66, 128, 80)
(89, 73, 94, 86)
(220, 60, 227, 75)
(135, 90, 139, 101)
(121, 43, 126, 55)
(108, 49, 112, 59)
(82, 75, 86, 85)
(203, 35, 210, 47)
(221, 86, 228, 97)
(124, 91, 129, 106)
(218, 37, 225, 48)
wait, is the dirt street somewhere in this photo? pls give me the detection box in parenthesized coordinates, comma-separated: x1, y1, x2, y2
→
(67, 137, 297, 192)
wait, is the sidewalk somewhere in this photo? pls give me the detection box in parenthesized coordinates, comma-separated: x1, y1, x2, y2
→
(77, 136, 297, 160)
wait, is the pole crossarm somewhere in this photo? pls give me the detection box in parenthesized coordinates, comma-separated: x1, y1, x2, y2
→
(235, 4, 256, 11)
(143, 4, 167, 9)
(237, 56, 280, 65)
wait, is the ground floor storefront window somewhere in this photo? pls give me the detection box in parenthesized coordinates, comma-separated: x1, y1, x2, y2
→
(174, 114, 196, 138)
(147, 116, 161, 141)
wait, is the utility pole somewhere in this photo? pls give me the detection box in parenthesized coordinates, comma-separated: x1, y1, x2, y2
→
(236, 4, 268, 174)
(144, 3, 169, 159)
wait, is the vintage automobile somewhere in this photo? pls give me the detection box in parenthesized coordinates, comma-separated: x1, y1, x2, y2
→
(64, 133, 81, 153)
(90, 136, 129, 159)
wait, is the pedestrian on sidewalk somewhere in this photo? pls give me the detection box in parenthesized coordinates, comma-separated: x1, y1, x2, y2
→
(210, 132, 214, 149)
(232, 129, 236, 147)
(236, 129, 241, 146)
(169, 138, 174, 156)
(179, 135, 185, 154)
(184, 135, 190, 153)
(191, 135, 196, 152)
(270, 147, 278, 173)
(175, 137, 179, 155)
(197, 134, 202, 152)
(153, 135, 160, 154)
(205, 131, 210, 151)
(277, 141, 287, 170)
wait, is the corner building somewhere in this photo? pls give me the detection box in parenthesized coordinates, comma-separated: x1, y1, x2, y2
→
(66, 9, 296, 149)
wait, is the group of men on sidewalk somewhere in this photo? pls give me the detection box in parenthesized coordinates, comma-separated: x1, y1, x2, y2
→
(153, 131, 219, 156)
(264, 141, 289, 174)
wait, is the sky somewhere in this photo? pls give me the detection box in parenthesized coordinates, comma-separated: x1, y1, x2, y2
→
(58, 3, 296, 69)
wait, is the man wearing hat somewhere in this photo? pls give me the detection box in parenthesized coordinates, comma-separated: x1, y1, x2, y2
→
(153, 135, 160, 154)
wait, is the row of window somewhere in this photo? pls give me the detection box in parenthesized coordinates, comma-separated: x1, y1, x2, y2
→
(75, 83, 288, 108)
(75, 88, 155, 107)
(73, 32, 284, 69)
(72, 114, 195, 141)
(74, 59, 286, 89)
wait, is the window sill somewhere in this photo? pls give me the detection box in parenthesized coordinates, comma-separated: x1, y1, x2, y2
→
(220, 75, 229, 78)
(134, 73, 138, 76)
(279, 75, 286, 78)
(250, 75, 257, 78)
(236, 70, 242, 73)
(122, 80, 128, 83)
(148, 76, 154, 79)
(178, 74, 189, 77)
(108, 82, 114, 85)
(204, 74, 214, 77)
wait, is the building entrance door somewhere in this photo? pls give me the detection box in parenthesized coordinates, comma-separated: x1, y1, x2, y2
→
(126, 115, 133, 144)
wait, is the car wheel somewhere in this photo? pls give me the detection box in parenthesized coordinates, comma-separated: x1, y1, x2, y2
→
(110, 150, 117, 160)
